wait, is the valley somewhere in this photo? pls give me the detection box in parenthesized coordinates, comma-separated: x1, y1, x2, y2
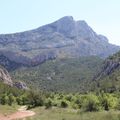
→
(0, 16, 120, 120)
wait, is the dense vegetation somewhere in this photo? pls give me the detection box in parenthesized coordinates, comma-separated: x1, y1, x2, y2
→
(0, 82, 44, 107)
(1, 82, 120, 120)
(1, 82, 120, 113)
(39, 92, 120, 112)
(11, 56, 103, 93)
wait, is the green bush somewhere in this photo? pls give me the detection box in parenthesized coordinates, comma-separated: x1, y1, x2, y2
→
(8, 94, 16, 106)
(82, 94, 100, 112)
(60, 100, 68, 108)
(65, 94, 73, 102)
(99, 93, 118, 110)
(45, 99, 52, 109)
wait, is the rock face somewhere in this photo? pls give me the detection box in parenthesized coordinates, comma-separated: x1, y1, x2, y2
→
(14, 81, 28, 90)
(0, 16, 119, 67)
(0, 52, 23, 71)
(0, 65, 28, 89)
(0, 66, 13, 86)
(92, 51, 120, 92)
(94, 51, 120, 80)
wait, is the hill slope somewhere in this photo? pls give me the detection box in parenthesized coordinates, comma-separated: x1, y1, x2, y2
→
(11, 56, 103, 92)
(93, 51, 120, 92)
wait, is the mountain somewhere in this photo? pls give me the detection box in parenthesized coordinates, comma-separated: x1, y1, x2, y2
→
(92, 51, 120, 92)
(0, 16, 119, 68)
(11, 56, 103, 92)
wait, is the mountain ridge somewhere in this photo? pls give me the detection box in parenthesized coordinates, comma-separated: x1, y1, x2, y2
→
(0, 16, 119, 69)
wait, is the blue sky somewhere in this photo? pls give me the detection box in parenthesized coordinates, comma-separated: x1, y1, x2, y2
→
(0, 0, 120, 45)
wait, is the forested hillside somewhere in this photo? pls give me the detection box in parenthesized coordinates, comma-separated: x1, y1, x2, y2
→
(11, 56, 103, 93)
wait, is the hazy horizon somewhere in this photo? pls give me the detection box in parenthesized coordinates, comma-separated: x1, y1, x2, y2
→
(0, 0, 120, 45)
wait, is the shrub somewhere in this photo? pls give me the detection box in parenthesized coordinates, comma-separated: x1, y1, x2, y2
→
(99, 93, 118, 111)
(45, 99, 52, 109)
(82, 94, 100, 112)
(65, 94, 73, 102)
(60, 100, 68, 108)
(8, 94, 16, 106)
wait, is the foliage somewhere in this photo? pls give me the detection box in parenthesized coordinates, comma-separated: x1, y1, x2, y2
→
(11, 56, 103, 93)
(0, 82, 44, 108)
(45, 98, 52, 109)
(81, 94, 100, 112)
(99, 93, 118, 110)
(0, 82, 120, 113)
(60, 100, 68, 108)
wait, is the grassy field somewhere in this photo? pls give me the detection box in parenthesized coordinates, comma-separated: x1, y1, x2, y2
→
(0, 105, 19, 116)
(0, 105, 120, 120)
(24, 107, 120, 120)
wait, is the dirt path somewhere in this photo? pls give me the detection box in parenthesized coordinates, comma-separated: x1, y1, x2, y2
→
(0, 106, 35, 120)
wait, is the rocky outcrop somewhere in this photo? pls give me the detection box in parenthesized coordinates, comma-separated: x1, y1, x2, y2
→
(0, 16, 119, 68)
(0, 65, 28, 89)
(94, 51, 120, 80)
(0, 50, 56, 70)
(0, 66, 13, 86)
(14, 81, 28, 90)
(102, 60, 120, 75)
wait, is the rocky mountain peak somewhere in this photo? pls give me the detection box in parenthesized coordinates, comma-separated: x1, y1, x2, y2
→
(77, 20, 88, 27)
(50, 16, 75, 37)
(50, 16, 97, 39)
(58, 16, 74, 22)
